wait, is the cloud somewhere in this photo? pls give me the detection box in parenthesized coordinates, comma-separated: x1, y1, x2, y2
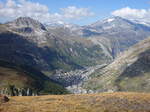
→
(111, 7, 150, 22)
(0, 0, 94, 24)
(61, 6, 94, 20)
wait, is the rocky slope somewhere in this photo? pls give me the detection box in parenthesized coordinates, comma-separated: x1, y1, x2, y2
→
(83, 37, 150, 92)
(0, 17, 113, 73)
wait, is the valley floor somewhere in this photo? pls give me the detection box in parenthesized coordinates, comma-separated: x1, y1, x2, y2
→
(1, 92, 150, 112)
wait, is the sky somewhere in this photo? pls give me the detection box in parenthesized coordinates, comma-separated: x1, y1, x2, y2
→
(0, 0, 150, 25)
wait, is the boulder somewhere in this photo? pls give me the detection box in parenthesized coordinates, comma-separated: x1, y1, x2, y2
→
(0, 95, 9, 103)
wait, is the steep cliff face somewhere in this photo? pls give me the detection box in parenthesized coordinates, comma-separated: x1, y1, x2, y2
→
(83, 37, 150, 92)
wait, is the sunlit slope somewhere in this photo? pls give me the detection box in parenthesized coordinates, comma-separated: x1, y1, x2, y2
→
(1, 92, 150, 112)
(84, 37, 150, 92)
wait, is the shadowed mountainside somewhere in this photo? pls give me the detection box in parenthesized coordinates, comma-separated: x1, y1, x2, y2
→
(0, 60, 69, 95)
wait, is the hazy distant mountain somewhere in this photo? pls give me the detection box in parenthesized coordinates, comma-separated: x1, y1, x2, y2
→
(80, 16, 150, 57)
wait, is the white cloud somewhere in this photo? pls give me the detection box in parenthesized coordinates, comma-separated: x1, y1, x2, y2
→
(112, 7, 150, 22)
(0, 0, 94, 24)
(61, 6, 94, 20)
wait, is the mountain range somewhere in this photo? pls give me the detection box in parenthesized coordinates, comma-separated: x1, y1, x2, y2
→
(0, 16, 150, 94)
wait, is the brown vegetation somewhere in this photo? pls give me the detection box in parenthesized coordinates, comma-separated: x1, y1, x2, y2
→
(1, 92, 150, 112)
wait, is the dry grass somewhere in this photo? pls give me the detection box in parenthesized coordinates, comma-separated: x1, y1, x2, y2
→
(1, 92, 150, 112)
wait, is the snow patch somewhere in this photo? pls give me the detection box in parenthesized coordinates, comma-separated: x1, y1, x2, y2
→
(107, 18, 115, 22)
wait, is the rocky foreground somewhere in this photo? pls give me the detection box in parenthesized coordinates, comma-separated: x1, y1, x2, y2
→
(1, 92, 150, 112)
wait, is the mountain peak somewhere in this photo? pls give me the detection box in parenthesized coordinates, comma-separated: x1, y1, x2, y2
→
(90, 16, 131, 27)
(7, 17, 46, 31)
(87, 16, 150, 33)
(104, 16, 124, 22)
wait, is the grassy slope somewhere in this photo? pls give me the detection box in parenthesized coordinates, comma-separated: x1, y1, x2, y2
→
(1, 92, 150, 112)
(83, 37, 150, 92)
(0, 60, 69, 95)
(0, 66, 36, 89)
(116, 49, 150, 92)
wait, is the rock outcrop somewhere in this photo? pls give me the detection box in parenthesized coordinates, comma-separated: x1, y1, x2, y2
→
(0, 95, 9, 103)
